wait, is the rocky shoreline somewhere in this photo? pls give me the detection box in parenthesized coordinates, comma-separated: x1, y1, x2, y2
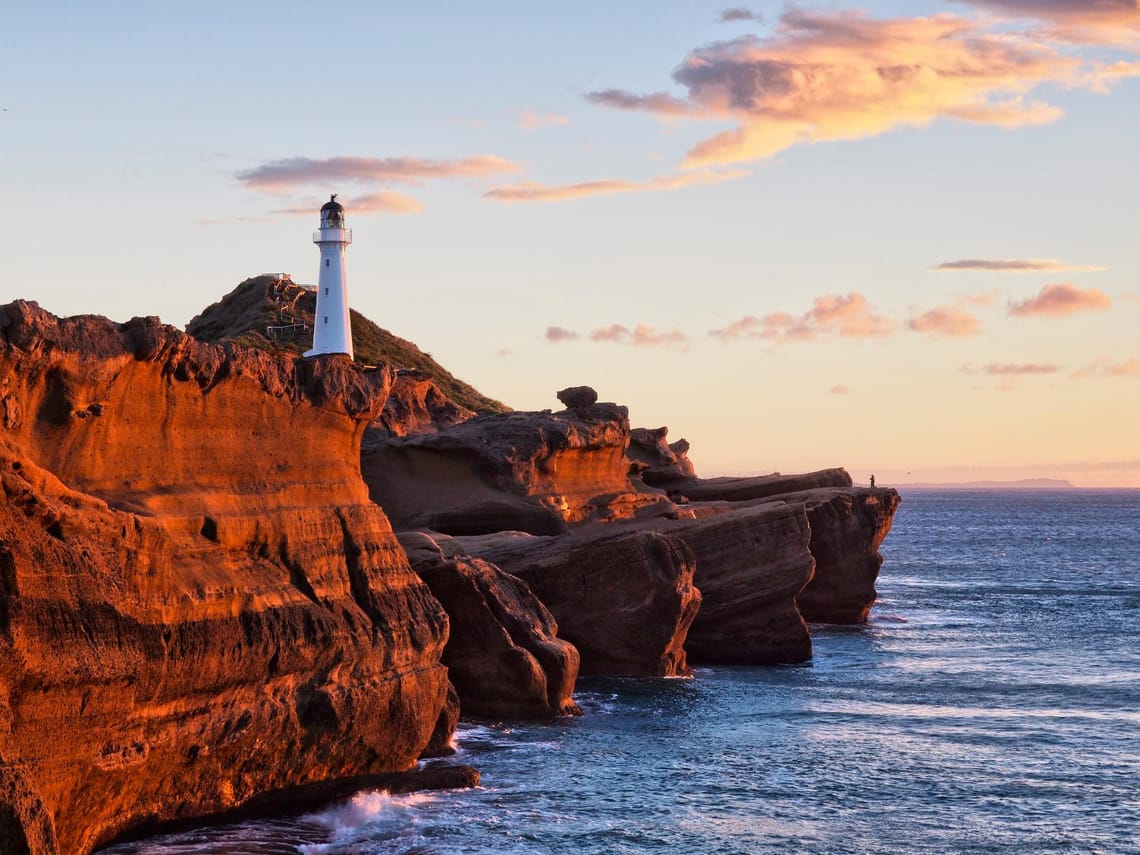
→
(0, 299, 898, 854)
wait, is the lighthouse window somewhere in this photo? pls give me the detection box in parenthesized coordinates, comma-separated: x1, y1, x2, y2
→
(324, 287, 329, 295)
(324, 316, 328, 324)
(325, 259, 330, 267)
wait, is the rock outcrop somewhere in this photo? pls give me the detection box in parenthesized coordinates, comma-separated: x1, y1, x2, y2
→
(399, 533, 581, 718)
(361, 389, 668, 536)
(0, 301, 458, 854)
(444, 527, 701, 677)
(791, 488, 900, 623)
(372, 370, 476, 439)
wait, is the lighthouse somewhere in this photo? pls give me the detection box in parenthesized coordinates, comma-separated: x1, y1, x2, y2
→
(304, 195, 354, 358)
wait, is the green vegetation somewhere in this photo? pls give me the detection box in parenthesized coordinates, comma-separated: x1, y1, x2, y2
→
(186, 275, 510, 414)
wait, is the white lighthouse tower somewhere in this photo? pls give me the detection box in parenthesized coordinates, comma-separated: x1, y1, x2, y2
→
(304, 195, 354, 358)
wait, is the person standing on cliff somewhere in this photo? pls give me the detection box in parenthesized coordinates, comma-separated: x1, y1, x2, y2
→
(870, 474, 876, 488)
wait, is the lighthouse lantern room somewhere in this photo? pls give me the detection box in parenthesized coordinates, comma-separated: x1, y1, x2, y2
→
(304, 195, 354, 358)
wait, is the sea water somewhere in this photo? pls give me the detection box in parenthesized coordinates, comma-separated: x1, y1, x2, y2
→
(101, 490, 1140, 854)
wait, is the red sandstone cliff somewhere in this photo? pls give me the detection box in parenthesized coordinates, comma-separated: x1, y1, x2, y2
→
(361, 390, 667, 536)
(0, 301, 458, 854)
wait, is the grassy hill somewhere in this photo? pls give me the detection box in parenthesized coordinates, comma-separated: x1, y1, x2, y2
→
(186, 275, 510, 414)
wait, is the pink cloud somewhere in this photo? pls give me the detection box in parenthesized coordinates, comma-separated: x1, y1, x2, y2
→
(955, 1, 1140, 44)
(545, 326, 581, 343)
(1009, 283, 1113, 317)
(519, 112, 572, 130)
(587, 8, 1139, 167)
(237, 155, 521, 191)
(710, 293, 894, 344)
(829, 385, 850, 395)
(908, 306, 982, 337)
(272, 191, 423, 216)
(934, 258, 1106, 273)
(484, 168, 747, 203)
(1073, 357, 1140, 378)
(969, 363, 1061, 376)
(588, 324, 689, 348)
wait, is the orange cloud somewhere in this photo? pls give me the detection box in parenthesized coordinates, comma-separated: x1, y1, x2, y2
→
(934, 258, 1106, 273)
(519, 112, 571, 130)
(711, 293, 894, 343)
(589, 8, 1139, 167)
(909, 306, 982, 337)
(238, 155, 521, 191)
(1073, 357, 1140, 378)
(272, 191, 423, 216)
(829, 384, 850, 395)
(1009, 283, 1113, 317)
(545, 326, 581, 342)
(588, 324, 689, 348)
(484, 168, 747, 202)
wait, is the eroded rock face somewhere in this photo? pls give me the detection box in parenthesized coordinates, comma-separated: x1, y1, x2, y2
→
(793, 488, 901, 623)
(372, 370, 476, 439)
(628, 502, 816, 665)
(361, 391, 667, 536)
(628, 427, 695, 484)
(0, 301, 453, 855)
(446, 528, 701, 678)
(399, 532, 581, 718)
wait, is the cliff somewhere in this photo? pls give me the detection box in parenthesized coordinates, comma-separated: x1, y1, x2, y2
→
(361, 389, 669, 536)
(0, 301, 460, 854)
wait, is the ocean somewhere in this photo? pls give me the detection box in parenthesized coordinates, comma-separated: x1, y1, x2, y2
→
(102, 490, 1140, 854)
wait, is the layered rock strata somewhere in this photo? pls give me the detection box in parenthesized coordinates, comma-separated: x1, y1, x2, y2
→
(361, 392, 667, 536)
(787, 488, 899, 623)
(443, 527, 701, 677)
(0, 301, 456, 855)
(399, 532, 581, 718)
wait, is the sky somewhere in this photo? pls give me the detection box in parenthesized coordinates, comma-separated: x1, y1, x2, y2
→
(2, 1, 1138, 486)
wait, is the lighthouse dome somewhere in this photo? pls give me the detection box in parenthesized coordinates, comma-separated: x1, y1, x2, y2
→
(320, 194, 345, 228)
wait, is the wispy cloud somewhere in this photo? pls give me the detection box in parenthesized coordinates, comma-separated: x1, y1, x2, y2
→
(1009, 282, 1113, 317)
(720, 8, 763, 23)
(710, 293, 895, 344)
(955, 1, 1140, 45)
(272, 191, 424, 216)
(1073, 357, 1140, 378)
(484, 168, 747, 203)
(585, 89, 694, 117)
(237, 155, 521, 191)
(829, 384, 850, 395)
(908, 305, 982, 337)
(545, 326, 581, 343)
(519, 112, 572, 130)
(964, 362, 1062, 376)
(958, 290, 1003, 307)
(934, 258, 1106, 273)
(588, 324, 689, 348)
(588, 8, 1139, 167)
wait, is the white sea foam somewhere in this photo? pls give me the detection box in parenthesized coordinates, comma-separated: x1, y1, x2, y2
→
(297, 789, 437, 853)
